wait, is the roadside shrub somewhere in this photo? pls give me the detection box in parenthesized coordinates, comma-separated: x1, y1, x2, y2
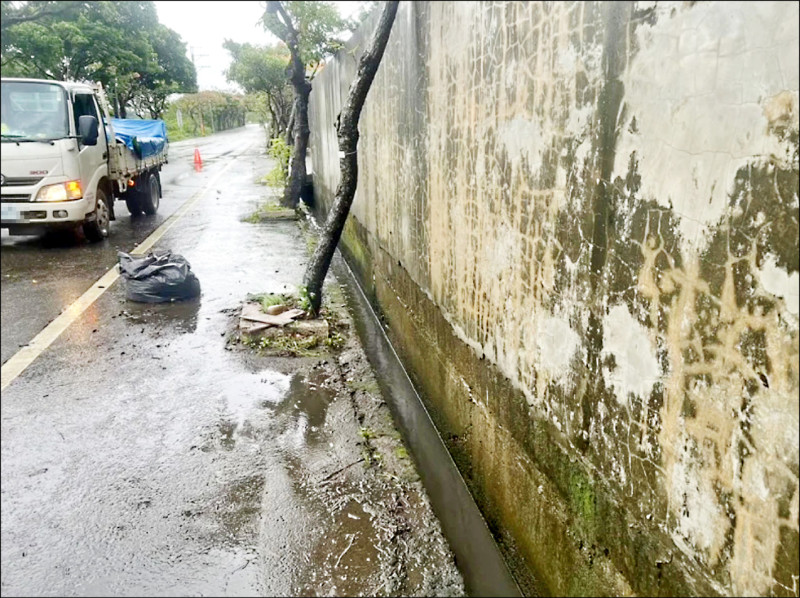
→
(264, 136, 292, 187)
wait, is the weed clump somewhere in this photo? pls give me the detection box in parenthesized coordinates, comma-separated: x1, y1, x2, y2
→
(237, 291, 347, 357)
(261, 137, 292, 187)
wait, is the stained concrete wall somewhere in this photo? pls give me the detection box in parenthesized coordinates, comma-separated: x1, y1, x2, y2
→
(308, 2, 800, 595)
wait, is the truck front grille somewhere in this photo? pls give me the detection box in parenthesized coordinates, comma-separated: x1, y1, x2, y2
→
(1, 176, 43, 187)
(1, 194, 32, 203)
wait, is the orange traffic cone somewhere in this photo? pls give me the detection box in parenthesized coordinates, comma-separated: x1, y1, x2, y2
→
(193, 147, 203, 172)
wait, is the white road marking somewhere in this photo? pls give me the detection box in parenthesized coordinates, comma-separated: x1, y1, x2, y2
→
(1, 153, 244, 391)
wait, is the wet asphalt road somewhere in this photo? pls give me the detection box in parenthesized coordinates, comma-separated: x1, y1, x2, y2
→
(1, 128, 251, 366)
(0, 125, 466, 596)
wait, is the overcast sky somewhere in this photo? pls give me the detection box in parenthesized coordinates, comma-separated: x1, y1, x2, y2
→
(154, 1, 365, 93)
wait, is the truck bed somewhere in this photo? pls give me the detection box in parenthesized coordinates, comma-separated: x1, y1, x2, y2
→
(106, 118, 168, 180)
(107, 142, 167, 179)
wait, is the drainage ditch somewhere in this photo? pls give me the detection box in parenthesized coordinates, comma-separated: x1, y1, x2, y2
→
(331, 253, 522, 598)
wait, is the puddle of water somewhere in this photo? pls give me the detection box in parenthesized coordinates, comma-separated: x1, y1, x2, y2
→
(226, 370, 291, 424)
(201, 370, 332, 454)
(273, 372, 336, 448)
(182, 368, 291, 453)
(119, 297, 201, 334)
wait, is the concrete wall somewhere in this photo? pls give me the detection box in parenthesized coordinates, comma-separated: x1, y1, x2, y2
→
(308, 2, 800, 595)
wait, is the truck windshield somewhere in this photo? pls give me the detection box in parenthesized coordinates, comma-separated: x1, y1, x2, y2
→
(1, 81, 69, 141)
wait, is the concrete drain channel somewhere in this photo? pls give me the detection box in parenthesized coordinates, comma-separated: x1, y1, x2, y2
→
(333, 254, 522, 598)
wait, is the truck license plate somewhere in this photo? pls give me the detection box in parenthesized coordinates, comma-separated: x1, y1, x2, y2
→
(1, 205, 19, 220)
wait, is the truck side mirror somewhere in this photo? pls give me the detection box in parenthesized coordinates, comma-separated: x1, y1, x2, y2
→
(78, 115, 99, 146)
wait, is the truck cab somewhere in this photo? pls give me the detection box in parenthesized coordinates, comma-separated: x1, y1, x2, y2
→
(1, 78, 116, 241)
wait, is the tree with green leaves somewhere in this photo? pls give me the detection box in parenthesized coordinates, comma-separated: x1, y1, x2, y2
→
(303, 1, 399, 315)
(0, 0, 84, 35)
(173, 91, 246, 137)
(261, 1, 351, 209)
(223, 40, 293, 139)
(130, 25, 197, 119)
(1, 1, 196, 118)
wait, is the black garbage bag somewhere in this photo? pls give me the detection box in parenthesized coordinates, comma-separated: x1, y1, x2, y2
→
(117, 249, 201, 303)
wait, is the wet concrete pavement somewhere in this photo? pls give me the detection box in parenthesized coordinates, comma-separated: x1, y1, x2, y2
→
(0, 125, 467, 596)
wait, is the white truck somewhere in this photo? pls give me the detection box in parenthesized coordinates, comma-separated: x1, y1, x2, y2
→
(1, 77, 167, 241)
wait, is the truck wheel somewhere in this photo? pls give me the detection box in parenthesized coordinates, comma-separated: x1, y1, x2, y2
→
(83, 189, 110, 242)
(126, 193, 143, 216)
(141, 173, 160, 215)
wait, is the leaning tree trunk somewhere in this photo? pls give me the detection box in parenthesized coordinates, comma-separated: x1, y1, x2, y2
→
(284, 99, 296, 147)
(282, 85, 309, 208)
(267, 103, 278, 137)
(302, 1, 399, 315)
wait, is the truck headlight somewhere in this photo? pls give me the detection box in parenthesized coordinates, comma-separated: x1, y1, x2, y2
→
(36, 181, 82, 202)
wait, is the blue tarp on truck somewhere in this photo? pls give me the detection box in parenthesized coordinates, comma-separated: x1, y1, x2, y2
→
(107, 118, 167, 159)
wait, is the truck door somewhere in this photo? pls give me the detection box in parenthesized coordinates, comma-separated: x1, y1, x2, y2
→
(71, 91, 108, 210)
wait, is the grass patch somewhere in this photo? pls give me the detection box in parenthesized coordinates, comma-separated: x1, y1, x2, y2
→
(241, 330, 324, 357)
(239, 325, 345, 357)
(242, 201, 298, 223)
(259, 293, 290, 312)
(262, 202, 291, 212)
(245, 292, 293, 312)
(260, 293, 286, 308)
(238, 291, 345, 356)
